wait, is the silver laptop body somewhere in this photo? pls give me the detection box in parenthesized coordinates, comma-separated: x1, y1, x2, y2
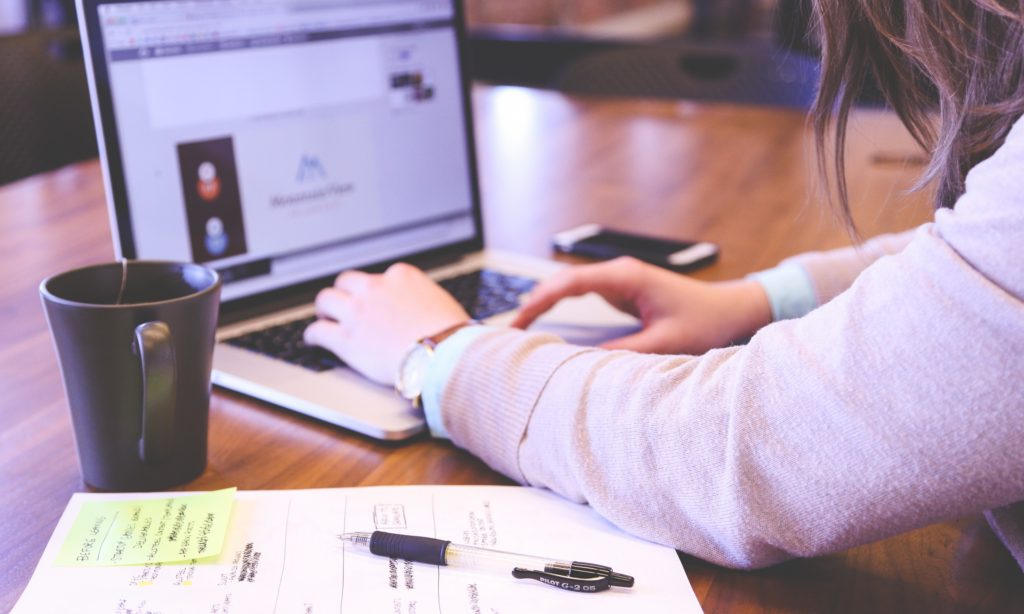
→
(78, 0, 636, 440)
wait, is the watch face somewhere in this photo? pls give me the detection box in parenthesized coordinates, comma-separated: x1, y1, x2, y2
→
(397, 343, 434, 400)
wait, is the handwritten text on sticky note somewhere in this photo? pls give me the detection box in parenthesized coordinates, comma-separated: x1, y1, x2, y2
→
(56, 488, 236, 566)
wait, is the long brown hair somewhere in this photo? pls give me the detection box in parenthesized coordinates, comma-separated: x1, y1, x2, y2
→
(812, 0, 1024, 225)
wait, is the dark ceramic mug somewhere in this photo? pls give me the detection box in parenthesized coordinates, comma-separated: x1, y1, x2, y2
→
(40, 261, 221, 491)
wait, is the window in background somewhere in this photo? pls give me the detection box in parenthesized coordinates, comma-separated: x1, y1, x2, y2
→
(0, 0, 75, 34)
(0, 0, 95, 186)
(0, 0, 30, 35)
(464, 0, 781, 42)
(465, 0, 821, 109)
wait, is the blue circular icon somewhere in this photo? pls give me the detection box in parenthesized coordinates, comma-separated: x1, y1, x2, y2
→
(205, 216, 228, 256)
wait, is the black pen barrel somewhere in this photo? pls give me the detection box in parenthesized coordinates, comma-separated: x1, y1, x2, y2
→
(369, 531, 452, 566)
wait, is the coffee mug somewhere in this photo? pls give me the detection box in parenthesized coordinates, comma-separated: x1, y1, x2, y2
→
(40, 260, 221, 491)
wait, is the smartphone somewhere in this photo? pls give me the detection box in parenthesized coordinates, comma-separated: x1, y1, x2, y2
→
(552, 224, 719, 272)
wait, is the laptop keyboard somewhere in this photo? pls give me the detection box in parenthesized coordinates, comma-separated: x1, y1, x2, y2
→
(223, 269, 537, 372)
(225, 314, 342, 372)
(438, 268, 537, 320)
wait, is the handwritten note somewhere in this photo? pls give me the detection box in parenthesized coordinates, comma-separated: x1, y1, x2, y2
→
(16, 487, 702, 613)
(55, 488, 236, 566)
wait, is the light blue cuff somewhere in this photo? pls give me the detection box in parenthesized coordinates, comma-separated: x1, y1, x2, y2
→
(747, 263, 818, 322)
(421, 325, 492, 439)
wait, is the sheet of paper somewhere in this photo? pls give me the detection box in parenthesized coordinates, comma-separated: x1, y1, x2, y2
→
(14, 486, 703, 614)
(55, 488, 236, 566)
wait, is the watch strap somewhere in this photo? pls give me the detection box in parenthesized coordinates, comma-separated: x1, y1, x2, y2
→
(396, 320, 479, 405)
(421, 320, 479, 348)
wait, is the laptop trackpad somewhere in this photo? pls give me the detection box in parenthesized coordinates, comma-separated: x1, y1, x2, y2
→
(531, 322, 639, 346)
(523, 292, 640, 347)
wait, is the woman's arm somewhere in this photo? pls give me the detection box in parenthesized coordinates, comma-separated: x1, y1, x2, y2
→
(436, 121, 1024, 568)
(305, 114, 1024, 573)
(438, 223, 1024, 568)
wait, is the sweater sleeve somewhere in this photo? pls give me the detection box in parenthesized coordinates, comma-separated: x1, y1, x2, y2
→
(747, 230, 916, 322)
(781, 230, 916, 306)
(435, 121, 1024, 569)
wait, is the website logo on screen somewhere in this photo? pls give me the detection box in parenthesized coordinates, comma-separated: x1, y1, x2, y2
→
(269, 154, 353, 209)
(296, 155, 327, 183)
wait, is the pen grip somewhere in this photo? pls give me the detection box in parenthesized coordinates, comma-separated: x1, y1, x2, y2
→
(369, 531, 451, 566)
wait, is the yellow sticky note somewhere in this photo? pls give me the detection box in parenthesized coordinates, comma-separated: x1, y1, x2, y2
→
(55, 488, 236, 566)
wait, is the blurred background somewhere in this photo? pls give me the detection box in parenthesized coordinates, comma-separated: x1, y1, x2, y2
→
(0, 0, 819, 186)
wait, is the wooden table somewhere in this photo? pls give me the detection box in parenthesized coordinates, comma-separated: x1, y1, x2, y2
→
(2, 85, 1021, 612)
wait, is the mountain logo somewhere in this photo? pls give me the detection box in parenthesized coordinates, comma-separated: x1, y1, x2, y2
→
(296, 155, 327, 183)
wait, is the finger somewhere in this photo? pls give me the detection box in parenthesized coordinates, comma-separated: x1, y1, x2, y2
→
(303, 318, 351, 359)
(334, 270, 374, 293)
(314, 287, 354, 321)
(512, 264, 630, 329)
(511, 278, 585, 329)
(511, 271, 593, 329)
(384, 262, 421, 278)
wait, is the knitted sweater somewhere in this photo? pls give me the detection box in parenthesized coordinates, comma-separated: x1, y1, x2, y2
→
(433, 119, 1024, 569)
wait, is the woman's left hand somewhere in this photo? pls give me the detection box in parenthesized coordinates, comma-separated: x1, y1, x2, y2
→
(303, 263, 470, 386)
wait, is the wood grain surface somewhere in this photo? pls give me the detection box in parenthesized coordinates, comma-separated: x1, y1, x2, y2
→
(1, 85, 1021, 613)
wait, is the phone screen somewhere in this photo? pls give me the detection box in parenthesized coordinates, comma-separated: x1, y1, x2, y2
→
(576, 230, 697, 256)
(554, 226, 718, 271)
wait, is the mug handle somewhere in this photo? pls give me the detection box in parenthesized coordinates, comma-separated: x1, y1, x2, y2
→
(134, 321, 176, 463)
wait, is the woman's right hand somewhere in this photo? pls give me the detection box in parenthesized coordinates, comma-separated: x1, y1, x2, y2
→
(511, 257, 773, 355)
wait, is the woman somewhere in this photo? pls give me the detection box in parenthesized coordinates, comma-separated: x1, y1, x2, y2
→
(304, 0, 1024, 569)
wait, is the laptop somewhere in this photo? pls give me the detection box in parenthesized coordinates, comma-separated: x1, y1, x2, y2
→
(77, 0, 638, 440)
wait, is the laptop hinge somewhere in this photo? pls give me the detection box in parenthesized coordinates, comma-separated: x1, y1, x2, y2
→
(218, 274, 330, 326)
(217, 250, 471, 326)
(402, 250, 465, 272)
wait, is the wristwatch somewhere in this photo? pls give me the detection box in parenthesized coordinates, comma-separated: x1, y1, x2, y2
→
(395, 320, 478, 406)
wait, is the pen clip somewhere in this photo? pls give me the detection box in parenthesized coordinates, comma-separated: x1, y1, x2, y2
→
(511, 567, 611, 593)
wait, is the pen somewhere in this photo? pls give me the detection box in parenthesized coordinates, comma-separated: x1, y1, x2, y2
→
(338, 531, 634, 593)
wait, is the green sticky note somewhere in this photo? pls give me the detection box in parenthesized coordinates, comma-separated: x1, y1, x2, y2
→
(55, 488, 237, 566)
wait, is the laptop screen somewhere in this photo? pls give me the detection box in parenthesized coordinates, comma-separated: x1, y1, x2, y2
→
(85, 0, 479, 302)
